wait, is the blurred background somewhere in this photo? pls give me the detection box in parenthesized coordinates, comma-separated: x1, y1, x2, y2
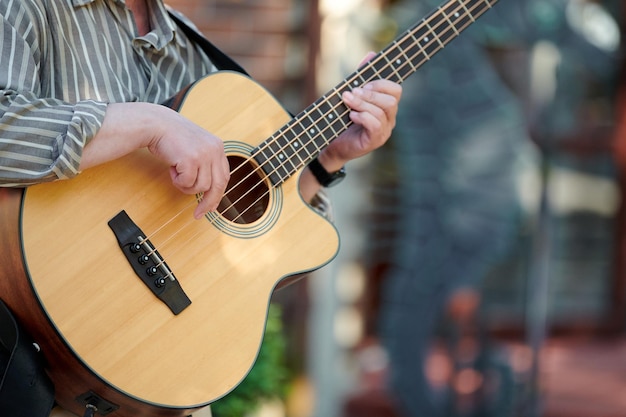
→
(167, 0, 626, 416)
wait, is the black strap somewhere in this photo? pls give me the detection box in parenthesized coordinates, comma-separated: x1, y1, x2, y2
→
(0, 300, 55, 417)
(168, 10, 249, 75)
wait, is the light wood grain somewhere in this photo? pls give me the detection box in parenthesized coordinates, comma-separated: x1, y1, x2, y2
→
(20, 73, 339, 409)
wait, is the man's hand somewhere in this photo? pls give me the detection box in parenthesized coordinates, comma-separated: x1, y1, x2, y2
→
(320, 52, 402, 172)
(147, 109, 230, 219)
(299, 52, 402, 201)
(80, 102, 230, 219)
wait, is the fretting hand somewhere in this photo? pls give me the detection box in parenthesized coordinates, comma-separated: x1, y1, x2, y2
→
(300, 52, 402, 201)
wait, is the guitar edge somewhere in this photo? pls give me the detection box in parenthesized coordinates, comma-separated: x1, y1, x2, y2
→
(1, 72, 340, 416)
(0, 188, 202, 416)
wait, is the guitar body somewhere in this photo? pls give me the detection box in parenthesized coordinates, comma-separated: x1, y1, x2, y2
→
(0, 72, 339, 416)
(0, 0, 499, 412)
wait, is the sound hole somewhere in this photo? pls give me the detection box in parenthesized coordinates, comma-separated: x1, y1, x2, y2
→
(218, 155, 270, 224)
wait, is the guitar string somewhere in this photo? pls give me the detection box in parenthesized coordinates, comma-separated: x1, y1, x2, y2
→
(138, 0, 495, 276)
(203, 0, 492, 227)
(246, 0, 494, 169)
(139, 0, 491, 274)
(211, 0, 493, 224)
(152, 0, 489, 235)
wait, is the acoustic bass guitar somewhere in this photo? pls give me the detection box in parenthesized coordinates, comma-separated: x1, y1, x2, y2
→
(0, 0, 497, 415)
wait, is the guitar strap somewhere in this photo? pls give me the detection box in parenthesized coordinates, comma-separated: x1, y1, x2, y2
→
(168, 10, 249, 75)
(0, 299, 55, 417)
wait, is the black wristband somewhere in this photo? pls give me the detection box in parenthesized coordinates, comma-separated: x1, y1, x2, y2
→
(308, 158, 346, 187)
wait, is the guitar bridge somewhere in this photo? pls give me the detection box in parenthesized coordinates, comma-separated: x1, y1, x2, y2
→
(108, 210, 191, 315)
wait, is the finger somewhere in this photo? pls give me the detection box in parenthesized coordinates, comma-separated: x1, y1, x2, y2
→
(347, 84, 401, 123)
(343, 88, 389, 121)
(362, 80, 403, 103)
(358, 51, 378, 68)
(344, 89, 396, 144)
(194, 194, 213, 219)
(194, 180, 220, 220)
(171, 165, 202, 196)
(348, 109, 384, 138)
(169, 163, 214, 218)
(193, 158, 230, 219)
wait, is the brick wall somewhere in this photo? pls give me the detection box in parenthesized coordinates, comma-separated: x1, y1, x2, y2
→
(167, 0, 318, 110)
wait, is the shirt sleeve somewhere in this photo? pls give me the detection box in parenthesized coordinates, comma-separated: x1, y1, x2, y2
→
(0, 2, 107, 186)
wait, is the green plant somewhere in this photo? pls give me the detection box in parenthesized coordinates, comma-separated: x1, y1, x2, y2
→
(211, 304, 289, 417)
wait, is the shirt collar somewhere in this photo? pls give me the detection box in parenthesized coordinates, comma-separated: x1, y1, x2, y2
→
(71, 0, 183, 50)
(138, 1, 179, 50)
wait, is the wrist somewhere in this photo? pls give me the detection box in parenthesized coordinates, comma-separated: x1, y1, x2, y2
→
(316, 150, 347, 173)
(308, 156, 346, 188)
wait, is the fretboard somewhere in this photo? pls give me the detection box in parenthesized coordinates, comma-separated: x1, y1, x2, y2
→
(254, 0, 498, 186)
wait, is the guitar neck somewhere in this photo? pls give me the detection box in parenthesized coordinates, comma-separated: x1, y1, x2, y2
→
(254, 0, 498, 185)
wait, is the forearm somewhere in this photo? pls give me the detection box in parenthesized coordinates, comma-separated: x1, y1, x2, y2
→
(79, 102, 165, 171)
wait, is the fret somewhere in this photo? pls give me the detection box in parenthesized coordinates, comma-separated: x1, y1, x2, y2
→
(383, 47, 411, 83)
(440, 6, 459, 36)
(427, 6, 460, 48)
(332, 91, 352, 124)
(352, 73, 369, 90)
(330, 111, 350, 134)
(410, 25, 431, 61)
(396, 35, 425, 72)
(447, 0, 472, 33)
(422, 23, 441, 57)
(282, 128, 307, 168)
(437, 18, 458, 46)
(290, 118, 316, 155)
(392, 40, 417, 75)
(267, 140, 290, 181)
(300, 114, 327, 152)
(306, 105, 326, 134)
(324, 117, 341, 140)
(325, 89, 349, 117)
(289, 124, 315, 163)
(320, 121, 339, 148)
(465, 0, 487, 17)
(395, 57, 414, 82)
(252, 0, 499, 186)
(308, 105, 340, 148)
(290, 119, 319, 157)
(254, 144, 282, 185)
(424, 17, 446, 48)
(359, 64, 382, 84)
(459, 0, 475, 21)
(299, 115, 314, 139)
(375, 55, 403, 84)
(273, 131, 298, 174)
(316, 95, 342, 130)
(481, 0, 494, 10)
(319, 91, 351, 142)
(348, 77, 363, 89)
(315, 99, 345, 141)
(305, 113, 329, 149)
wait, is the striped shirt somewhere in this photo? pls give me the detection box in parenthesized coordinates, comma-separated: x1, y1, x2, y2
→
(0, 0, 217, 185)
